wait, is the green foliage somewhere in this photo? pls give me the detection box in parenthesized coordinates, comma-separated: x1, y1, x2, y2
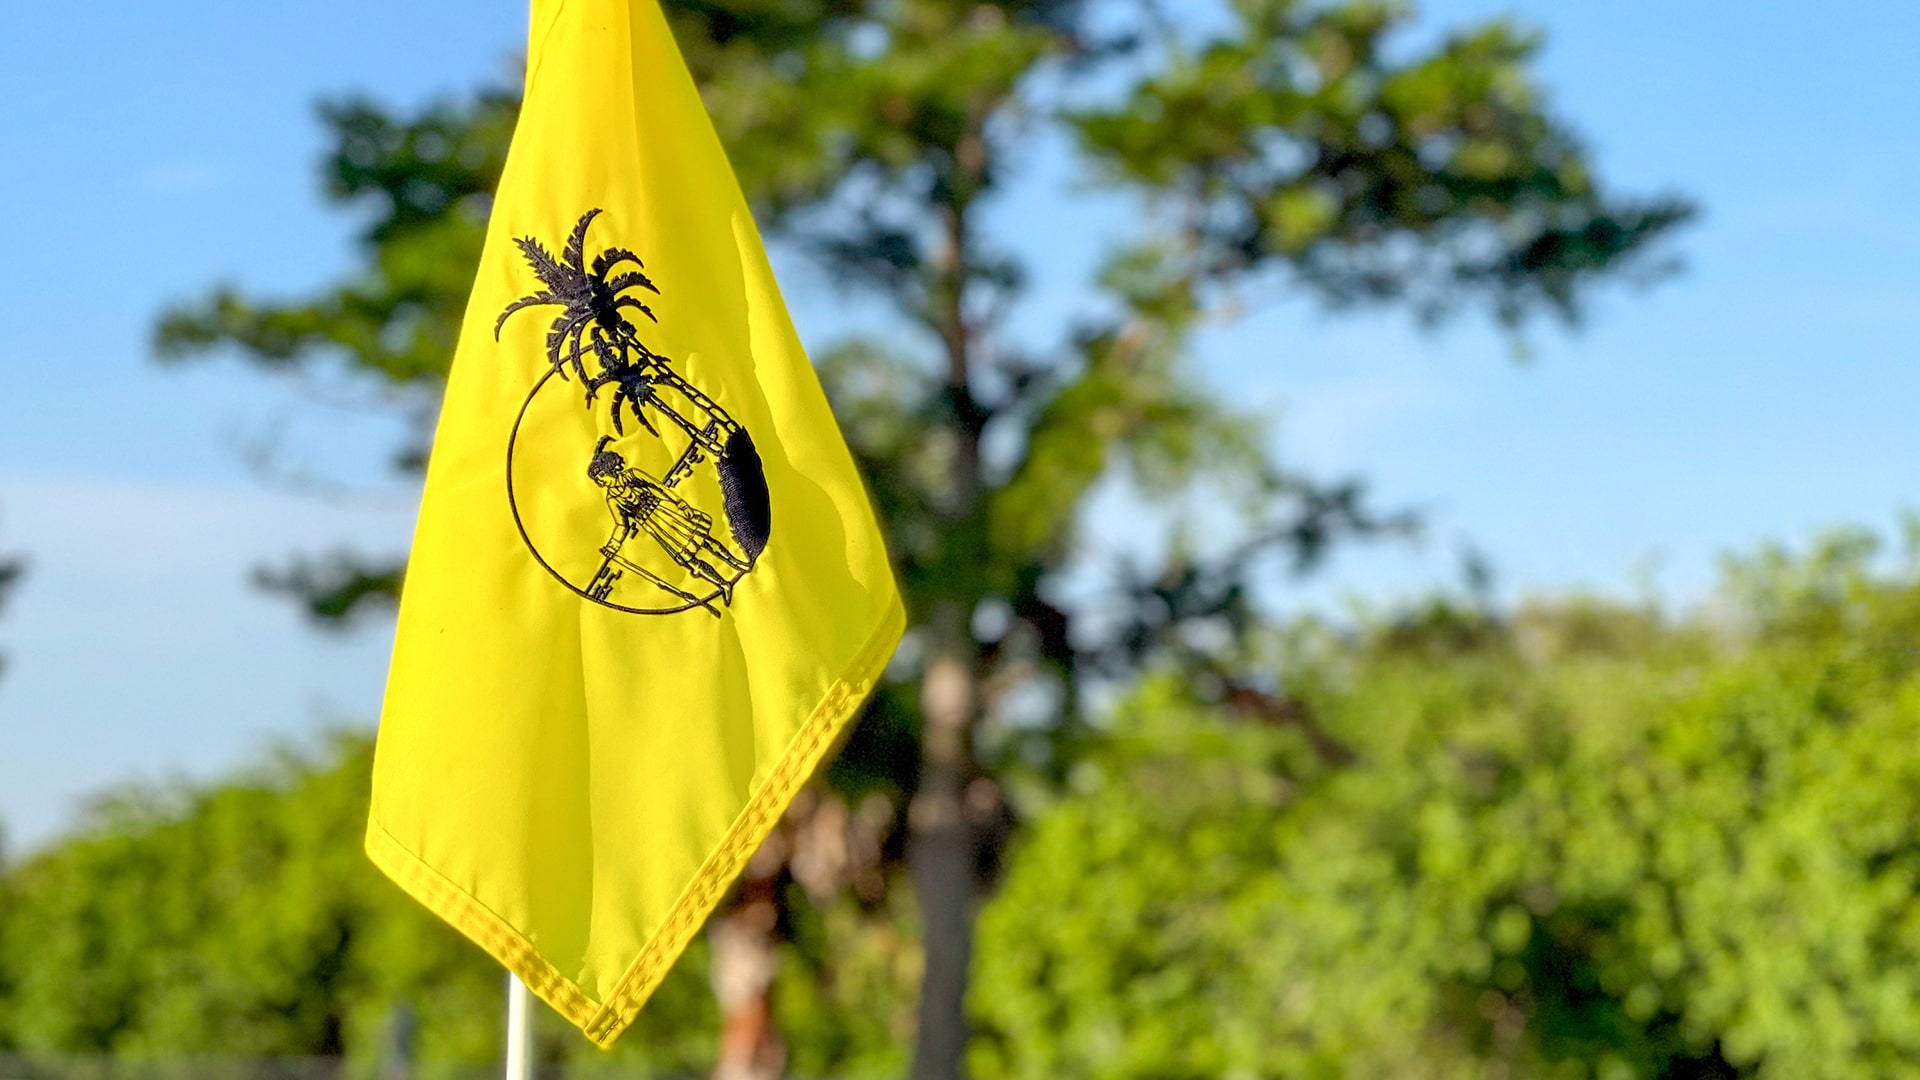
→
(252, 552, 407, 630)
(156, 88, 517, 473)
(974, 531, 1920, 1079)
(774, 894, 922, 1079)
(20, 531, 1920, 1077)
(150, 85, 518, 622)
(0, 734, 716, 1075)
(0, 516, 19, 687)
(1072, 1, 1692, 326)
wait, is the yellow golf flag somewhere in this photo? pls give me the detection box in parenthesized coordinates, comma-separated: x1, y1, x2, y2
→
(366, 0, 903, 1047)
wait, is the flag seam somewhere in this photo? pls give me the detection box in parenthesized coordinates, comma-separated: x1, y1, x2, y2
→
(364, 594, 905, 1046)
(582, 594, 906, 1045)
(364, 816, 600, 1028)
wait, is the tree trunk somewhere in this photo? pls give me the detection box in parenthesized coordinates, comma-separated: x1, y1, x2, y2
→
(909, 604, 979, 1080)
(711, 871, 784, 1080)
(909, 173, 988, 1080)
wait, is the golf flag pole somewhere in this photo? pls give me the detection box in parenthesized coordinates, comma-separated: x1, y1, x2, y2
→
(505, 973, 532, 1080)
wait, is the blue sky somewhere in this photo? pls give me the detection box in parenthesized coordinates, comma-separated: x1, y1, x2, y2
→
(3, 1, 1918, 851)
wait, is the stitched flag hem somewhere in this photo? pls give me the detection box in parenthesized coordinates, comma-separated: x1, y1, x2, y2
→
(364, 594, 906, 1045)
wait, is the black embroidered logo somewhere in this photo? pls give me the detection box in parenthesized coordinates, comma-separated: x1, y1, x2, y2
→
(499, 209, 771, 617)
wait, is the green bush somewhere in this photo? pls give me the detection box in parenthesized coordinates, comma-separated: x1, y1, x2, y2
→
(0, 734, 715, 1075)
(974, 530, 1920, 1079)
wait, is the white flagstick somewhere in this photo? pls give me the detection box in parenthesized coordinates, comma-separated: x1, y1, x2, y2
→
(505, 973, 533, 1080)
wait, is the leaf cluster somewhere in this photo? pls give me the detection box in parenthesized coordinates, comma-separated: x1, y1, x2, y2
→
(0, 735, 716, 1074)
(0, 516, 19, 686)
(975, 529, 1920, 1079)
(1072, 0, 1693, 326)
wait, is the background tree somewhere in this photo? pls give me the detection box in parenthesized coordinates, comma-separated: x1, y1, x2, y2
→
(977, 527, 1920, 1080)
(13, 529, 1920, 1078)
(0, 514, 18, 865)
(0, 520, 19, 687)
(156, 2, 1691, 1075)
(0, 733, 719, 1075)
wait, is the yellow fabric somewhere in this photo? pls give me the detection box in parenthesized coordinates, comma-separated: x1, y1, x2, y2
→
(366, 0, 903, 1047)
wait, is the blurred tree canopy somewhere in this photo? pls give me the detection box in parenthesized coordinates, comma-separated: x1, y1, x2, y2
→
(0, 520, 19, 686)
(0, 520, 19, 865)
(152, 1, 1691, 1074)
(11, 531, 1920, 1079)
(976, 527, 1920, 1080)
(0, 734, 718, 1076)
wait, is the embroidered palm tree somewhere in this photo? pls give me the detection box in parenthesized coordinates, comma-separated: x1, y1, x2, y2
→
(498, 209, 726, 446)
(494, 207, 658, 387)
(497, 208, 773, 566)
